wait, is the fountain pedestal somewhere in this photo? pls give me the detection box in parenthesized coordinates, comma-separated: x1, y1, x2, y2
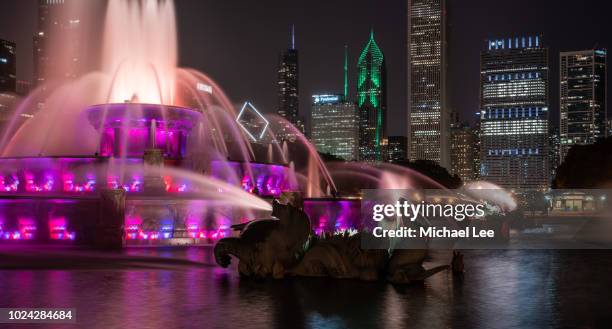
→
(143, 148, 166, 193)
(94, 189, 126, 249)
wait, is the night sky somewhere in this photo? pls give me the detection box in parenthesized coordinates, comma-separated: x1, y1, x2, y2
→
(0, 0, 610, 135)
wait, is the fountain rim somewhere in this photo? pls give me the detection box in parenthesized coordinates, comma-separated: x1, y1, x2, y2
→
(0, 155, 293, 168)
(303, 197, 362, 201)
(86, 102, 203, 130)
(212, 159, 291, 167)
(86, 102, 200, 112)
(0, 155, 154, 161)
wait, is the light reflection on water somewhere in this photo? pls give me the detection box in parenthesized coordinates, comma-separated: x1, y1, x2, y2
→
(1, 248, 612, 329)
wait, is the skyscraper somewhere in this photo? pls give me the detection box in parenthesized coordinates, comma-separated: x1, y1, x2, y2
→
(277, 25, 301, 135)
(35, 0, 84, 86)
(357, 29, 386, 161)
(311, 94, 358, 160)
(407, 0, 449, 168)
(0, 39, 16, 93)
(559, 49, 607, 162)
(480, 35, 549, 190)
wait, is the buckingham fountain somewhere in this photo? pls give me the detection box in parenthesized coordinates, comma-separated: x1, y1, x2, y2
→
(0, 0, 512, 255)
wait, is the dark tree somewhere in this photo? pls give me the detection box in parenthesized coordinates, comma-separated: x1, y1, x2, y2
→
(395, 159, 463, 189)
(317, 152, 344, 162)
(553, 137, 612, 188)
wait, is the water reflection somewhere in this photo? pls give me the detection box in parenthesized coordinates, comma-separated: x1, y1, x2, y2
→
(1, 248, 612, 329)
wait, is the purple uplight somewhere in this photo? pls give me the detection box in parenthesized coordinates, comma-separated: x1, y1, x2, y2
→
(107, 176, 142, 192)
(186, 223, 199, 238)
(49, 217, 76, 240)
(24, 172, 55, 192)
(304, 199, 361, 234)
(17, 217, 37, 240)
(125, 216, 142, 240)
(241, 175, 254, 193)
(63, 174, 96, 192)
(211, 161, 294, 197)
(163, 176, 190, 193)
(0, 175, 19, 192)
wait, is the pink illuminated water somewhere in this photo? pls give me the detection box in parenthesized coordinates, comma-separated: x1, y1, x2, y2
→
(103, 0, 177, 104)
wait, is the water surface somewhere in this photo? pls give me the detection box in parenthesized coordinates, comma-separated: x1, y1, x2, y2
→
(1, 247, 611, 329)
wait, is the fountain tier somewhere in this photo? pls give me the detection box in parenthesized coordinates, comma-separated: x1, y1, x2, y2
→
(87, 103, 202, 159)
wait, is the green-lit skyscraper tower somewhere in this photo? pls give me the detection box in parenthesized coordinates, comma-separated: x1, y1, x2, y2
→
(357, 29, 386, 161)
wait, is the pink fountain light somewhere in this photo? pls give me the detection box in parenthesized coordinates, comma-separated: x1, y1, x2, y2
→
(17, 218, 37, 240)
(103, 0, 177, 105)
(49, 217, 76, 241)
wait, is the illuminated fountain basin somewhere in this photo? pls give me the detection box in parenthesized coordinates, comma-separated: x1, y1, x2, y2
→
(0, 101, 295, 245)
(0, 160, 292, 245)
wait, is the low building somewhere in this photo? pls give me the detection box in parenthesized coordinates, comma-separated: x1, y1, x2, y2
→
(387, 136, 407, 163)
(311, 94, 358, 160)
(450, 122, 478, 182)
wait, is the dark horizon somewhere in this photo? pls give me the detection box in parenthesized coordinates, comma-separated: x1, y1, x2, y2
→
(0, 0, 610, 135)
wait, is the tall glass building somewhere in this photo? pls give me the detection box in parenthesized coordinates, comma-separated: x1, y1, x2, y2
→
(311, 94, 358, 160)
(277, 25, 300, 131)
(0, 39, 16, 93)
(357, 30, 386, 161)
(35, 0, 84, 86)
(479, 35, 549, 189)
(559, 49, 607, 162)
(407, 0, 449, 168)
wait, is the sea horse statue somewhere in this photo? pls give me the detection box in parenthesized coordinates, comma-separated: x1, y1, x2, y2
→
(214, 201, 449, 283)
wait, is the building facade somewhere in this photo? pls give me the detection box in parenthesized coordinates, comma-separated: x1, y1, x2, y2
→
(407, 0, 449, 168)
(311, 94, 358, 160)
(559, 49, 607, 162)
(450, 121, 477, 182)
(549, 125, 560, 181)
(357, 30, 386, 161)
(277, 25, 301, 136)
(35, 0, 84, 86)
(0, 39, 16, 93)
(387, 136, 407, 163)
(479, 35, 549, 190)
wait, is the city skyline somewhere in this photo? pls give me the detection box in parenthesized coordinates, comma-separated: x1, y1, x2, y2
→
(0, 0, 611, 136)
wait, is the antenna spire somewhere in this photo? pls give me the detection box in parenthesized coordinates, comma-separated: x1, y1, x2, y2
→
(290, 24, 295, 50)
(343, 44, 348, 100)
